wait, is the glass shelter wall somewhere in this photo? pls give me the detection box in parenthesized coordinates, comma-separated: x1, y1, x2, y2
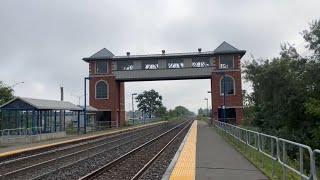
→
(0, 109, 66, 135)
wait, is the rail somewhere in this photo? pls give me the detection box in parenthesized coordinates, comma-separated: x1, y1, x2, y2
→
(213, 120, 319, 180)
(0, 122, 169, 179)
(79, 120, 192, 180)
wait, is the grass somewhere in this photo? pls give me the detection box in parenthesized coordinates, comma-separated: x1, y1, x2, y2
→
(211, 123, 305, 180)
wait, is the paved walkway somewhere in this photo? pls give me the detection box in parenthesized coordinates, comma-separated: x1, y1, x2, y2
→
(196, 120, 268, 180)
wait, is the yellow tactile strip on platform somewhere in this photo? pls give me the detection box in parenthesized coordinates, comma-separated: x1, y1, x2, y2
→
(170, 120, 197, 180)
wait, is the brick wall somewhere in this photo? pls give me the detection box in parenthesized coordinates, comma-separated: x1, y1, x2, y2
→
(89, 61, 125, 126)
(88, 55, 244, 126)
(211, 55, 243, 124)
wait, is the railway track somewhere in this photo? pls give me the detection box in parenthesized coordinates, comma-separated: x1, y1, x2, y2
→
(0, 122, 179, 180)
(79, 120, 193, 180)
(0, 120, 191, 180)
(0, 123, 166, 163)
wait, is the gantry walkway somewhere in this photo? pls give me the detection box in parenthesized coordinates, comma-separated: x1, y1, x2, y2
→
(169, 120, 267, 180)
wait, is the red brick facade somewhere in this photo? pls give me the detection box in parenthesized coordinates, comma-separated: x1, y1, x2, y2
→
(86, 53, 243, 126)
(211, 55, 243, 124)
(88, 61, 125, 126)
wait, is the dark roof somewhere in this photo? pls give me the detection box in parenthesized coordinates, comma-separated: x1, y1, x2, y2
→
(213, 41, 242, 54)
(89, 48, 114, 59)
(0, 97, 83, 111)
(82, 42, 246, 62)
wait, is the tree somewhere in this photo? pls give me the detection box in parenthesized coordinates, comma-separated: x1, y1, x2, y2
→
(168, 106, 194, 118)
(136, 89, 163, 118)
(242, 90, 255, 126)
(197, 108, 205, 119)
(243, 19, 320, 148)
(155, 106, 167, 118)
(0, 81, 14, 105)
(302, 20, 320, 58)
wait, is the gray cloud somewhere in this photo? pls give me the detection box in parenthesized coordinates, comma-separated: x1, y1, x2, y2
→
(0, 0, 319, 112)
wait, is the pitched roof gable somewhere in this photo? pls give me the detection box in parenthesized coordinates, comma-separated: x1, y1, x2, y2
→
(90, 48, 114, 59)
(214, 41, 240, 53)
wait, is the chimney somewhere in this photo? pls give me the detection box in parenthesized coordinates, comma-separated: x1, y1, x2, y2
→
(126, 52, 130, 56)
(198, 48, 202, 53)
(60, 86, 64, 101)
(162, 50, 165, 55)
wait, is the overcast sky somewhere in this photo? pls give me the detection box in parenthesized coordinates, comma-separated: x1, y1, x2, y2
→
(0, 0, 319, 113)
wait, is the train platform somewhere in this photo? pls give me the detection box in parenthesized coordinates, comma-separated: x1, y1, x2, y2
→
(168, 120, 267, 180)
(0, 121, 166, 157)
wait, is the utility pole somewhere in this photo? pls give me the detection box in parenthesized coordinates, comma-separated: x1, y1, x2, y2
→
(60, 86, 64, 101)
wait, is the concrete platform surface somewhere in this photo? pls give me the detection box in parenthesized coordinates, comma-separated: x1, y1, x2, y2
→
(196, 120, 268, 180)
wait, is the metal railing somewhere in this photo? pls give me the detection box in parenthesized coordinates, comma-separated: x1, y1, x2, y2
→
(313, 150, 320, 180)
(259, 132, 278, 176)
(213, 120, 319, 180)
(95, 121, 118, 130)
(0, 127, 43, 136)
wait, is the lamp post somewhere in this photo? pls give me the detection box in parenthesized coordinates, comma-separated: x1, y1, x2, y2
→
(217, 72, 227, 123)
(83, 77, 91, 134)
(204, 98, 209, 117)
(132, 93, 137, 125)
(207, 91, 212, 124)
(9, 81, 24, 88)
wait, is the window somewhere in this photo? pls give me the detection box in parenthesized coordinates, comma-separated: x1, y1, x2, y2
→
(220, 76, 235, 95)
(219, 55, 234, 69)
(96, 61, 108, 74)
(168, 59, 184, 69)
(117, 61, 133, 71)
(96, 81, 108, 99)
(192, 57, 210, 67)
(218, 108, 236, 124)
(143, 60, 158, 70)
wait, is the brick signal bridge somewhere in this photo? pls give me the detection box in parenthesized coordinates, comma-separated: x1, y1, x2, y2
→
(82, 41, 246, 126)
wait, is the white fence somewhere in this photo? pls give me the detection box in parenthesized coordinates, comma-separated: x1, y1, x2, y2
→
(213, 120, 319, 180)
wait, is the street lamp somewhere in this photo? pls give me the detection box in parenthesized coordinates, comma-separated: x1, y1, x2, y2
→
(132, 93, 137, 125)
(9, 81, 24, 88)
(83, 77, 92, 134)
(217, 72, 227, 123)
(207, 91, 213, 124)
(204, 98, 209, 117)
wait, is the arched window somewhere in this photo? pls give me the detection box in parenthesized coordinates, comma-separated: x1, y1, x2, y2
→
(96, 81, 108, 99)
(220, 76, 235, 95)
